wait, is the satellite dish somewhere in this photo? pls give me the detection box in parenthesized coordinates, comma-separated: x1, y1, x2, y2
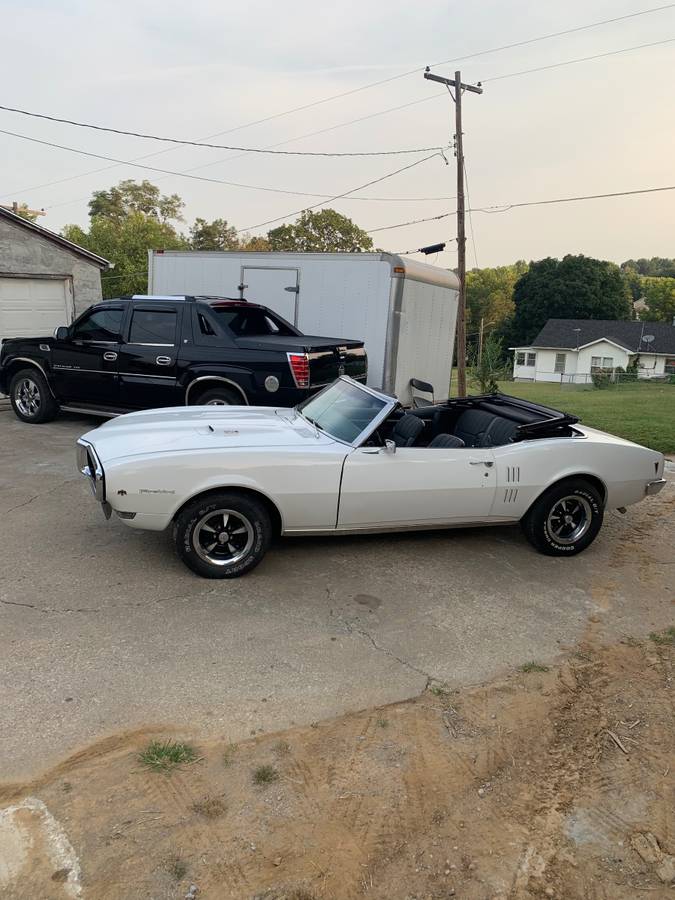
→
(642, 334, 655, 343)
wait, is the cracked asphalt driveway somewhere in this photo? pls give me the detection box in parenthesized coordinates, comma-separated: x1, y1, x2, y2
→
(1, 405, 673, 781)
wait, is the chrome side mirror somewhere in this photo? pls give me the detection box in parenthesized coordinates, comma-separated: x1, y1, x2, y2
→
(54, 326, 70, 340)
(384, 439, 396, 454)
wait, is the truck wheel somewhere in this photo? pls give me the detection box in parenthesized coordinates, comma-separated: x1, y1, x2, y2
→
(174, 491, 272, 578)
(9, 368, 59, 424)
(521, 478, 603, 557)
(191, 385, 243, 406)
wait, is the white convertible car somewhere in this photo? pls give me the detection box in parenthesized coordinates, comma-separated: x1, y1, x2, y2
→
(77, 377, 666, 578)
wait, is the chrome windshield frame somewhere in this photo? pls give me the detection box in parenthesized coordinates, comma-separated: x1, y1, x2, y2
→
(295, 376, 398, 448)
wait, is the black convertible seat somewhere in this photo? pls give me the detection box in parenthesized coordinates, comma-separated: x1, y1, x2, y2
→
(482, 417, 519, 446)
(428, 433, 466, 449)
(453, 409, 496, 447)
(391, 413, 425, 447)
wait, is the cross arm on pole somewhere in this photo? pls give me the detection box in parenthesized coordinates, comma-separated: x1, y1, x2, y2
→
(424, 68, 483, 94)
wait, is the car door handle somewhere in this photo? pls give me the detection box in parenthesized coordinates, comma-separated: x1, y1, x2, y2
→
(156, 356, 172, 366)
(103, 351, 118, 361)
(469, 459, 494, 467)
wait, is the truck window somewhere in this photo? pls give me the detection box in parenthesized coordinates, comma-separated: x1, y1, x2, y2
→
(211, 306, 296, 337)
(71, 308, 124, 342)
(129, 309, 177, 346)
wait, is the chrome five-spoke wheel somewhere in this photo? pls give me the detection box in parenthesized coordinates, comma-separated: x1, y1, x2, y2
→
(546, 495, 592, 545)
(192, 508, 254, 566)
(15, 377, 42, 418)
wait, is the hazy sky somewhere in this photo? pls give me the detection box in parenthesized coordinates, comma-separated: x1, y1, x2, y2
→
(1, 0, 673, 269)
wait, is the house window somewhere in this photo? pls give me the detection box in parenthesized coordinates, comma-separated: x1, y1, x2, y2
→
(554, 353, 566, 374)
(602, 357, 613, 369)
(526, 352, 536, 366)
(665, 358, 675, 375)
(516, 352, 525, 366)
(591, 356, 602, 372)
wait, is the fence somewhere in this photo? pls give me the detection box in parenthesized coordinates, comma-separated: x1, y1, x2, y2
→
(512, 370, 673, 388)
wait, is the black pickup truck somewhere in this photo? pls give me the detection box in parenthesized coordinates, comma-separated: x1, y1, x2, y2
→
(0, 294, 367, 424)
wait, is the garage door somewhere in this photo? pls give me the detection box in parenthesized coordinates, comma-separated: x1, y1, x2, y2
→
(0, 277, 71, 342)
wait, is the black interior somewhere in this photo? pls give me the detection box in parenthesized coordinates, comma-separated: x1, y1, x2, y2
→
(369, 395, 577, 450)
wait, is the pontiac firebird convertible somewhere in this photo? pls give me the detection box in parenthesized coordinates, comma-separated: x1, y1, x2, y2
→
(77, 376, 666, 578)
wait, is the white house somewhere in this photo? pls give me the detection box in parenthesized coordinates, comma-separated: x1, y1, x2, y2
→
(511, 318, 675, 384)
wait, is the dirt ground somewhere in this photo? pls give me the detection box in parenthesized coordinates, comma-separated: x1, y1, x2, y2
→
(1, 628, 673, 900)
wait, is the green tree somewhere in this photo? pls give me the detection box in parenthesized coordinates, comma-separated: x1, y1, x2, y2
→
(621, 257, 675, 278)
(640, 276, 675, 322)
(239, 233, 271, 251)
(189, 217, 239, 250)
(63, 212, 188, 298)
(89, 179, 184, 224)
(506, 255, 631, 346)
(470, 332, 510, 393)
(621, 265, 643, 306)
(267, 209, 373, 252)
(465, 261, 528, 340)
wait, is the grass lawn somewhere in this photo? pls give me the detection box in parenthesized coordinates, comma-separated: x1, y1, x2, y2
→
(452, 372, 675, 454)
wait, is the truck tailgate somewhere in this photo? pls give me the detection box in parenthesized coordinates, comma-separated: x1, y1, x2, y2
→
(234, 335, 367, 386)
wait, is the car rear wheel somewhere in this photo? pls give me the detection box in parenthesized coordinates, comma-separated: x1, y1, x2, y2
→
(9, 368, 59, 424)
(174, 491, 272, 578)
(521, 478, 603, 556)
(192, 385, 243, 406)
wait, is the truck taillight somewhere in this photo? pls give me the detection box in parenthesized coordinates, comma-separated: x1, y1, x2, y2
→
(287, 352, 310, 388)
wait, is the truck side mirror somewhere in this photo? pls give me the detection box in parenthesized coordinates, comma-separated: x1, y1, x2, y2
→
(54, 326, 70, 340)
(384, 439, 396, 454)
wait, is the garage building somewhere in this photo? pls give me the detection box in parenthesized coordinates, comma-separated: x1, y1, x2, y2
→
(0, 206, 109, 343)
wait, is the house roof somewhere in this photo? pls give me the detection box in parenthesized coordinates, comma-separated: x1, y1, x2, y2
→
(525, 318, 675, 355)
(0, 206, 110, 269)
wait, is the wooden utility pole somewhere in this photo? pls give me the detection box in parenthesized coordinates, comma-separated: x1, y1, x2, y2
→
(424, 68, 482, 397)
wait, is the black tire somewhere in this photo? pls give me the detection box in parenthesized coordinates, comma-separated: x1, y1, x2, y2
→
(174, 491, 271, 578)
(191, 385, 243, 406)
(9, 368, 59, 424)
(521, 478, 604, 557)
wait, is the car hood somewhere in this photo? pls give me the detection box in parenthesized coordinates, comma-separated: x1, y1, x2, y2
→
(80, 405, 335, 462)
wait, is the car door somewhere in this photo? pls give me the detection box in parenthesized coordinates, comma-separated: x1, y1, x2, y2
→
(117, 305, 183, 409)
(51, 306, 123, 405)
(338, 444, 497, 528)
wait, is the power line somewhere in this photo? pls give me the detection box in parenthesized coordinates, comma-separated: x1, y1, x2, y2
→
(481, 35, 675, 82)
(2, 4, 674, 202)
(367, 211, 455, 233)
(2, 31, 672, 165)
(237, 153, 445, 233)
(373, 182, 675, 233)
(90, 3, 675, 146)
(0, 127, 450, 203)
(0, 93, 449, 206)
(0, 104, 444, 157)
(473, 182, 675, 212)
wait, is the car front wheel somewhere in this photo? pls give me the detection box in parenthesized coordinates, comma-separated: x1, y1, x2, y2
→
(174, 491, 272, 578)
(9, 368, 59, 424)
(521, 478, 604, 556)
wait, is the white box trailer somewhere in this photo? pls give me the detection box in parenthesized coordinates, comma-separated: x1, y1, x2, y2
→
(148, 250, 459, 405)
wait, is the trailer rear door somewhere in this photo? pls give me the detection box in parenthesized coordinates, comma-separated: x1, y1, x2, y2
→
(240, 266, 299, 324)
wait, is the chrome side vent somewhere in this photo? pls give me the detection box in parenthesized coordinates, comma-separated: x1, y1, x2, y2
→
(504, 488, 519, 503)
(506, 466, 521, 483)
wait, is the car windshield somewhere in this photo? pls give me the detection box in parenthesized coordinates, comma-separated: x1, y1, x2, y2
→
(297, 379, 389, 444)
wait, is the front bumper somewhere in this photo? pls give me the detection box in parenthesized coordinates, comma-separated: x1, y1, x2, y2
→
(76, 438, 108, 508)
(646, 478, 667, 496)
